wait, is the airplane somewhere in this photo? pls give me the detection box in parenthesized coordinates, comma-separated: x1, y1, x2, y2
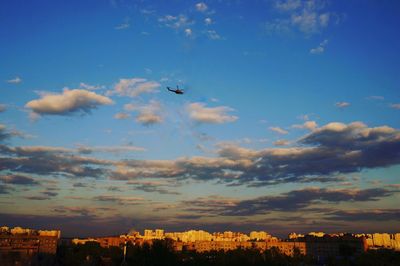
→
(167, 85, 184, 95)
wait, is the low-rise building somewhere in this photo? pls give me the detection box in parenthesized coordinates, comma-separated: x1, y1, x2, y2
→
(0, 226, 60, 255)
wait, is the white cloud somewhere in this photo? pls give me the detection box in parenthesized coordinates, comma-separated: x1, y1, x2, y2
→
(25, 89, 113, 116)
(367, 96, 384, 101)
(275, 0, 301, 11)
(158, 14, 194, 30)
(185, 28, 193, 37)
(7, 76, 22, 84)
(269, 0, 331, 35)
(196, 2, 208, 12)
(79, 82, 104, 90)
(335, 101, 350, 108)
(319, 13, 330, 27)
(204, 17, 213, 25)
(206, 30, 222, 40)
(187, 102, 238, 124)
(114, 112, 131, 120)
(265, 19, 291, 34)
(269, 126, 289, 135)
(390, 103, 400, 110)
(115, 22, 130, 30)
(310, 39, 328, 54)
(109, 78, 160, 98)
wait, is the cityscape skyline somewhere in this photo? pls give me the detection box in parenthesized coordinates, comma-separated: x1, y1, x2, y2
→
(1, 0, 400, 238)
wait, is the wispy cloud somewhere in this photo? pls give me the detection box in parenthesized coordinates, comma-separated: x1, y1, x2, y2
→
(187, 102, 238, 124)
(79, 82, 105, 90)
(115, 21, 130, 30)
(269, 126, 288, 135)
(267, 0, 332, 35)
(273, 139, 290, 146)
(114, 112, 131, 120)
(6, 76, 22, 84)
(310, 39, 328, 54)
(0, 174, 39, 185)
(335, 101, 350, 108)
(366, 95, 384, 101)
(204, 17, 213, 25)
(390, 103, 400, 110)
(124, 100, 163, 126)
(0, 124, 25, 142)
(76, 144, 145, 154)
(195, 2, 208, 13)
(206, 30, 222, 40)
(158, 14, 194, 31)
(108, 78, 160, 98)
(93, 195, 146, 205)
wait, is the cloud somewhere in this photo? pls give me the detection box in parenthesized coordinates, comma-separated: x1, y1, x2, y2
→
(273, 140, 290, 146)
(183, 187, 396, 216)
(93, 195, 146, 205)
(187, 102, 238, 124)
(115, 22, 130, 30)
(310, 39, 328, 54)
(0, 145, 111, 179)
(0, 174, 39, 185)
(79, 82, 105, 90)
(25, 196, 52, 200)
(328, 209, 400, 221)
(108, 78, 160, 98)
(195, 2, 208, 12)
(204, 18, 213, 25)
(335, 101, 350, 108)
(114, 112, 131, 120)
(2, 122, 400, 188)
(291, 8, 330, 34)
(42, 191, 58, 197)
(292, 121, 318, 131)
(77, 144, 145, 154)
(184, 28, 193, 37)
(275, 0, 301, 11)
(268, 0, 332, 35)
(206, 30, 222, 40)
(0, 124, 24, 142)
(0, 184, 14, 194)
(390, 103, 400, 110)
(134, 100, 163, 126)
(367, 95, 384, 101)
(73, 182, 90, 188)
(269, 126, 288, 135)
(127, 180, 180, 195)
(25, 89, 113, 116)
(158, 14, 194, 31)
(6, 76, 22, 84)
(0, 104, 6, 112)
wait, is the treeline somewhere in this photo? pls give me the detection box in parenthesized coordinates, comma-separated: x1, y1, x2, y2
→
(2, 240, 400, 266)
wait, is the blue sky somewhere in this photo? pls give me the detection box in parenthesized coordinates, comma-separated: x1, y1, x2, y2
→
(1, 0, 400, 237)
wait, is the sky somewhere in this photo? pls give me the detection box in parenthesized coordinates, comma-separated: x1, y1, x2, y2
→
(1, 0, 400, 238)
